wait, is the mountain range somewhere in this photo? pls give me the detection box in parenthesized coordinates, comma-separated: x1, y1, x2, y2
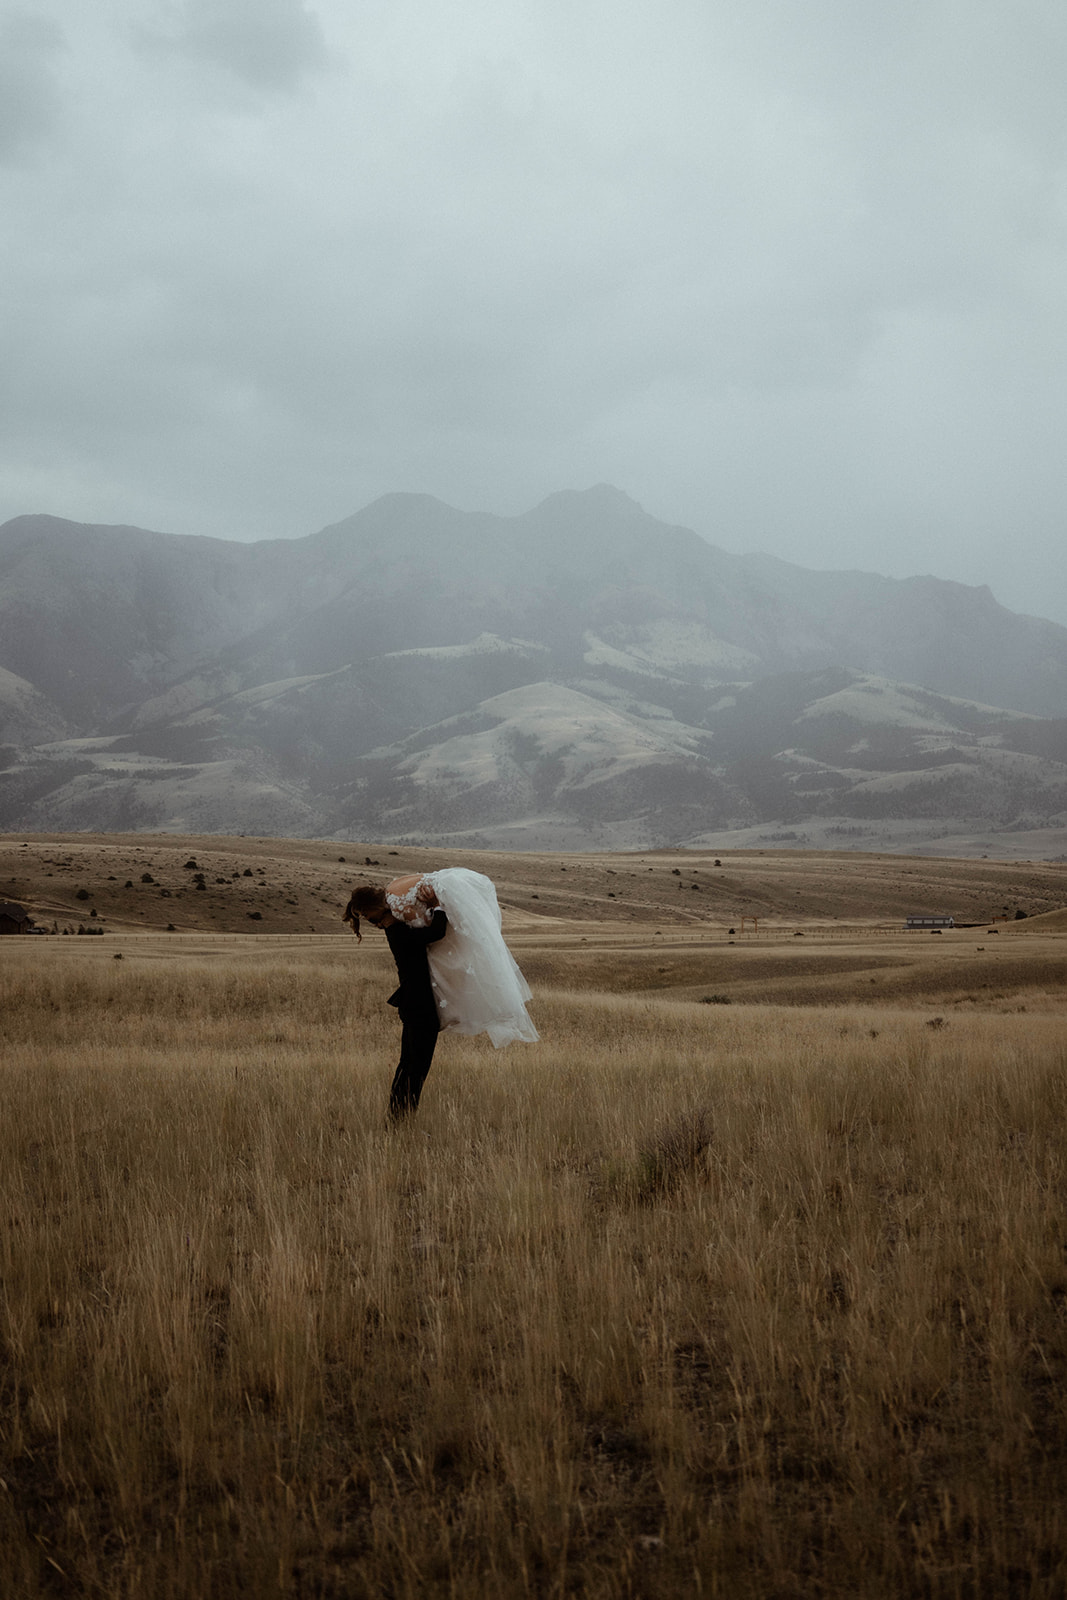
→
(2, 486, 1066, 855)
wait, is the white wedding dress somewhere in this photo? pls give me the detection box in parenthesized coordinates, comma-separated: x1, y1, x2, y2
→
(386, 868, 539, 1048)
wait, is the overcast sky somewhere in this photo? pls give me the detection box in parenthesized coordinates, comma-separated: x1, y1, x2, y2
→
(3, 0, 1066, 624)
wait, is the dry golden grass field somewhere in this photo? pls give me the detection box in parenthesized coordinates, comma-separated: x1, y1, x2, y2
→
(1, 834, 1066, 1598)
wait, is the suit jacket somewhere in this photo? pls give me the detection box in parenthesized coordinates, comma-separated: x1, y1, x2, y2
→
(384, 911, 448, 1027)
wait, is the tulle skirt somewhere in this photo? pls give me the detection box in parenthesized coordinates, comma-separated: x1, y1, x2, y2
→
(425, 868, 539, 1048)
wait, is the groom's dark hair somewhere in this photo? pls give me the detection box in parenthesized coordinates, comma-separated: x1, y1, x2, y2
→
(342, 884, 388, 941)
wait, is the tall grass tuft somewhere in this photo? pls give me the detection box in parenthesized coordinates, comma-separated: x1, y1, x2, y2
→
(632, 1105, 714, 1200)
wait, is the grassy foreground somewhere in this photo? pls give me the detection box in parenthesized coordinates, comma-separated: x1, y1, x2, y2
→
(1, 948, 1066, 1597)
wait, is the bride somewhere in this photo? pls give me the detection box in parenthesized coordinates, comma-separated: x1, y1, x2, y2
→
(382, 868, 539, 1048)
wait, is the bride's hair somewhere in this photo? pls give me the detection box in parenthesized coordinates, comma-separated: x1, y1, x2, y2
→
(342, 884, 388, 942)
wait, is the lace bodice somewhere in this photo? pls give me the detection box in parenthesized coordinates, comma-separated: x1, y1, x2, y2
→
(386, 879, 434, 927)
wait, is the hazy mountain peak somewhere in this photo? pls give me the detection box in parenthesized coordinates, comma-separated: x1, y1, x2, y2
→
(310, 491, 494, 549)
(528, 484, 648, 519)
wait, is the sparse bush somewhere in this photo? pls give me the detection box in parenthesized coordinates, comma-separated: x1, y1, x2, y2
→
(634, 1105, 714, 1198)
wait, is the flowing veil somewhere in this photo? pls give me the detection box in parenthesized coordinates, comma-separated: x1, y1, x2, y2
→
(424, 869, 539, 1048)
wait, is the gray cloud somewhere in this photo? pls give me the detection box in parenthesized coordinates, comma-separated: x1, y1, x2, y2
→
(159, 0, 328, 90)
(0, 11, 65, 163)
(1, 0, 1066, 623)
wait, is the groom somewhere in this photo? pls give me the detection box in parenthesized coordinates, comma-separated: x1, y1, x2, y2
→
(343, 885, 448, 1119)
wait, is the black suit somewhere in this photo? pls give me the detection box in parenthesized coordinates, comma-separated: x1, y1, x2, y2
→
(384, 910, 448, 1117)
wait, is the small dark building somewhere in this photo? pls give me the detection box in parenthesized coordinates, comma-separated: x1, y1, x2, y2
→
(0, 900, 31, 935)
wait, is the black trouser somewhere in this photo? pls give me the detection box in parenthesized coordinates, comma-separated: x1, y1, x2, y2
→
(388, 1009, 440, 1119)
